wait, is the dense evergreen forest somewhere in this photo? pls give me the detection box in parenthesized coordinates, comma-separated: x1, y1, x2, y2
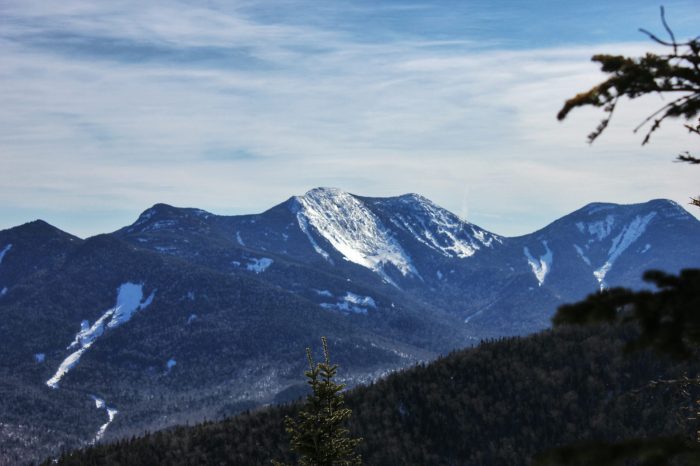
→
(47, 324, 697, 465)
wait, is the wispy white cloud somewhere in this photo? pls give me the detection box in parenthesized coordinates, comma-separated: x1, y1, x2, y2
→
(0, 0, 698, 237)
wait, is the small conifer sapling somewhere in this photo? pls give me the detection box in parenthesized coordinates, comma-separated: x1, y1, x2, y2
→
(273, 337, 362, 466)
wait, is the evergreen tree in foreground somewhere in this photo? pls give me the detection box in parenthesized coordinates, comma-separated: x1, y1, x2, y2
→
(273, 337, 362, 466)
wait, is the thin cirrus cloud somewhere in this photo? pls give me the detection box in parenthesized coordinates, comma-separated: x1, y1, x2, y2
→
(0, 0, 698, 238)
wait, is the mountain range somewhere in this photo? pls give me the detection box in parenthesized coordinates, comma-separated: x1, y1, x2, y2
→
(1, 188, 699, 464)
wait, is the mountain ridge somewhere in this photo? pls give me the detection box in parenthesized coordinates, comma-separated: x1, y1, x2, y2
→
(1, 189, 699, 464)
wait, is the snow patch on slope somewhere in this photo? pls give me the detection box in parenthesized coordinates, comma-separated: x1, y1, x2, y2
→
(91, 395, 106, 409)
(0, 244, 12, 264)
(89, 395, 118, 444)
(296, 211, 332, 263)
(109, 283, 155, 328)
(47, 283, 155, 389)
(46, 348, 88, 389)
(576, 215, 615, 240)
(293, 188, 418, 282)
(388, 194, 500, 258)
(67, 314, 113, 351)
(344, 292, 376, 308)
(593, 263, 612, 290)
(246, 257, 273, 273)
(593, 212, 657, 289)
(464, 310, 483, 324)
(574, 244, 591, 266)
(321, 292, 376, 314)
(523, 240, 553, 286)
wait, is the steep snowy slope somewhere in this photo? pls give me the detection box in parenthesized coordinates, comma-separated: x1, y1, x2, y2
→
(457, 198, 700, 336)
(290, 188, 419, 285)
(364, 193, 501, 259)
(516, 199, 700, 291)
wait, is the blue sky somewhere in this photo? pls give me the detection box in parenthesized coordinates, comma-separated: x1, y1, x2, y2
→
(1, 0, 699, 237)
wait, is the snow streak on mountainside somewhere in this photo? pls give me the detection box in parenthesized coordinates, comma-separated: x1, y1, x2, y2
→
(292, 188, 419, 283)
(47, 283, 155, 388)
(0, 244, 11, 264)
(379, 194, 501, 258)
(296, 212, 332, 262)
(576, 215, 615, 240)
(245, 257, 274, 273)
(524, 241, 553, 286)
(320, 291, 377, 314)
(569, 203, 664, 289)
(0, 244, 11, 298)
(90, 395, 118, 444)
(592, 211, 657, 289)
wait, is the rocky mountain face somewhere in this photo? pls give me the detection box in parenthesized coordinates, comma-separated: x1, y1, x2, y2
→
(1, 188, 699, 464)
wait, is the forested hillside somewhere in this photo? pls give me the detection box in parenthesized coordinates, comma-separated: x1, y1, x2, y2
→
(49, 324, 696, 466)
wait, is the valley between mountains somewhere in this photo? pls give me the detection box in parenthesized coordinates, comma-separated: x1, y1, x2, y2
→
(1, 187, 699, 464)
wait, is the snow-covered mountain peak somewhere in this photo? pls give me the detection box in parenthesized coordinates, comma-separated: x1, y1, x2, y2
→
(292, 188, 419, 282)
(552, 200, 684, 289)
(590, 211, 658, 289)
(570, 199, 688, 242)
(517, 198, 700, 289)
(300, 187, 346, 198)
(368, 193, 501, 258)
